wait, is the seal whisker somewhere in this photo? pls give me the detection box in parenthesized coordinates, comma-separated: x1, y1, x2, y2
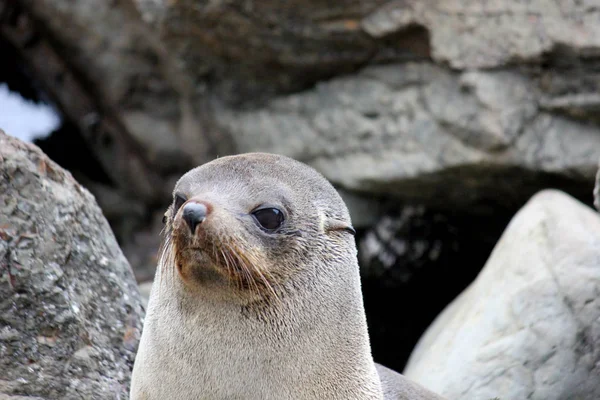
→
(219, 246, 235, 290)
(229, 241, 280, 304)
(157, 235, 170, 293)
(225, 241, 260, 298)
(170, 239, 177, 287)
(237, 253, 260, 297)
(214, 226, 237, 290)
(156, 234, 175, 307)
(244, 250, 281, 305)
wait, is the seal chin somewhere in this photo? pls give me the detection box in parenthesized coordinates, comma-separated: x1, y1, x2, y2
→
(178, 256, 229, 287)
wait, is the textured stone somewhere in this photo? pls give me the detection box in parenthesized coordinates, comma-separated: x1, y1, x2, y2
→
(363, 0, 600, 69)
(19, 0, 206, 166)
(214, 64, 600, 209)
(11, 0, 600, 213)
(404, 190, 600, 400)
(595, 161, 600, 211)
(138, 282, 153, 310)
(0, 130, 144, 399)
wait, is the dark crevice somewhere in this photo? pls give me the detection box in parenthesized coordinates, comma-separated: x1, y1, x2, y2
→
(356, 164, 596, 214)
(360, 205, 516, 373)
(0, 36, 43, 103)
(33, 122, 114, 186)
(371, 24, 432, 64)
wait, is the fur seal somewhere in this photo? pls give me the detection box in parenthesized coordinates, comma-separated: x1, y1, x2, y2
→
(130, 153, 445, 400)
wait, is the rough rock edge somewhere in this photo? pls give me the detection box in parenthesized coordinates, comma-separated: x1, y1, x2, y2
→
(594, 161, 600, 211)
(0, 129, 144, 399)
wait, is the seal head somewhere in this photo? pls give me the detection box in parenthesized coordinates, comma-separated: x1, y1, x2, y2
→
(161, 152, 356, 305)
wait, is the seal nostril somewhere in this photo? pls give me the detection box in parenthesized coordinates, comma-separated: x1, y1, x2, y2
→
(182, 202, 207, 234)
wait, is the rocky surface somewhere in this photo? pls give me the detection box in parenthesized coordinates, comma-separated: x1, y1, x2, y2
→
(137, 282, 153, 311)
(2, 0, 598, 215)
(404, 190, 600, 400)
(0, 130, 144, 399)
(215, 63, 600, 210)
(595, 161, 600, 211)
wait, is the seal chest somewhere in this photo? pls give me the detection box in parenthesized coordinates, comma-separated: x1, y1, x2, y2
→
(130, 153, 445, 400)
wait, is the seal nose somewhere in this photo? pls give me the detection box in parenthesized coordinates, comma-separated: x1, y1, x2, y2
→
(182, 202, 207, 234)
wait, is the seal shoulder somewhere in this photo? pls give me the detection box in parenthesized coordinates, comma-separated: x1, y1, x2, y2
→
(376, 364, 446, 400)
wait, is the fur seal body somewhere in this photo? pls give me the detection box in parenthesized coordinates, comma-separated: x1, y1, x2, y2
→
(131, 153, 445, 400)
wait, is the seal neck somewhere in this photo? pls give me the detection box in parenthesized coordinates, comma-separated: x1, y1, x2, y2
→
(149, 261, 383, 399)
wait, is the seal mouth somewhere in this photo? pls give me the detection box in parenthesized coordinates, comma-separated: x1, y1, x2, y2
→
(160, 214, 282, 302)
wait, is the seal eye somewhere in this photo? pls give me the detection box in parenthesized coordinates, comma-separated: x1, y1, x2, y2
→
(252, 208, 284, 231)
(173, 194, 187, 215)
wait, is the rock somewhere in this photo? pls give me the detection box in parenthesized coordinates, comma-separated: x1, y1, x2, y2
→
(0, 0, 596, 271)
(595, 161, 600, 211)
(0, 130, 144, 399)
(138, 0, 600, 96)
(7, 0, 599, 215)
(215, 63, 600, 210)
(138, 282, 153, 310)
(403, 190, 600, 400)
(362, 1, 600, 69)
(17, 0, 203, 163)
(0, 394, 44, 400)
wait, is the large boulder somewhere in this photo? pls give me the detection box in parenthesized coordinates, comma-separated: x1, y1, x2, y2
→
(404, 190, 600, 400)
(4, 0, 599, 213)
(0, 130, 144, 399)
(214, 64, 600, 209)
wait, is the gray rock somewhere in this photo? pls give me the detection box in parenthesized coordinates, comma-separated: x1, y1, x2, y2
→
(19, 0, 205, 167)
(363, 0, 600, 69)
(214, 64, 600, 209)
(595, 161, 600, 211)
(404, 190, 600, 400)
(138, 0, 600, 95)
(138, 282, 153, 311)
(0, 130, 144, 399)
(14, 1, 600, 205)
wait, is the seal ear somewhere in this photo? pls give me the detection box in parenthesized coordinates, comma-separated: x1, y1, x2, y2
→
(324, 218, 356, 236)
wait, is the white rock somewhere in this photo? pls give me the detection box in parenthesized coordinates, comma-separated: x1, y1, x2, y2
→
(404, 190, 600, 400)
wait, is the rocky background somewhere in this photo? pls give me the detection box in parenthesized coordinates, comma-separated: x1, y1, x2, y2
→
(1, 1, 600, 399)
